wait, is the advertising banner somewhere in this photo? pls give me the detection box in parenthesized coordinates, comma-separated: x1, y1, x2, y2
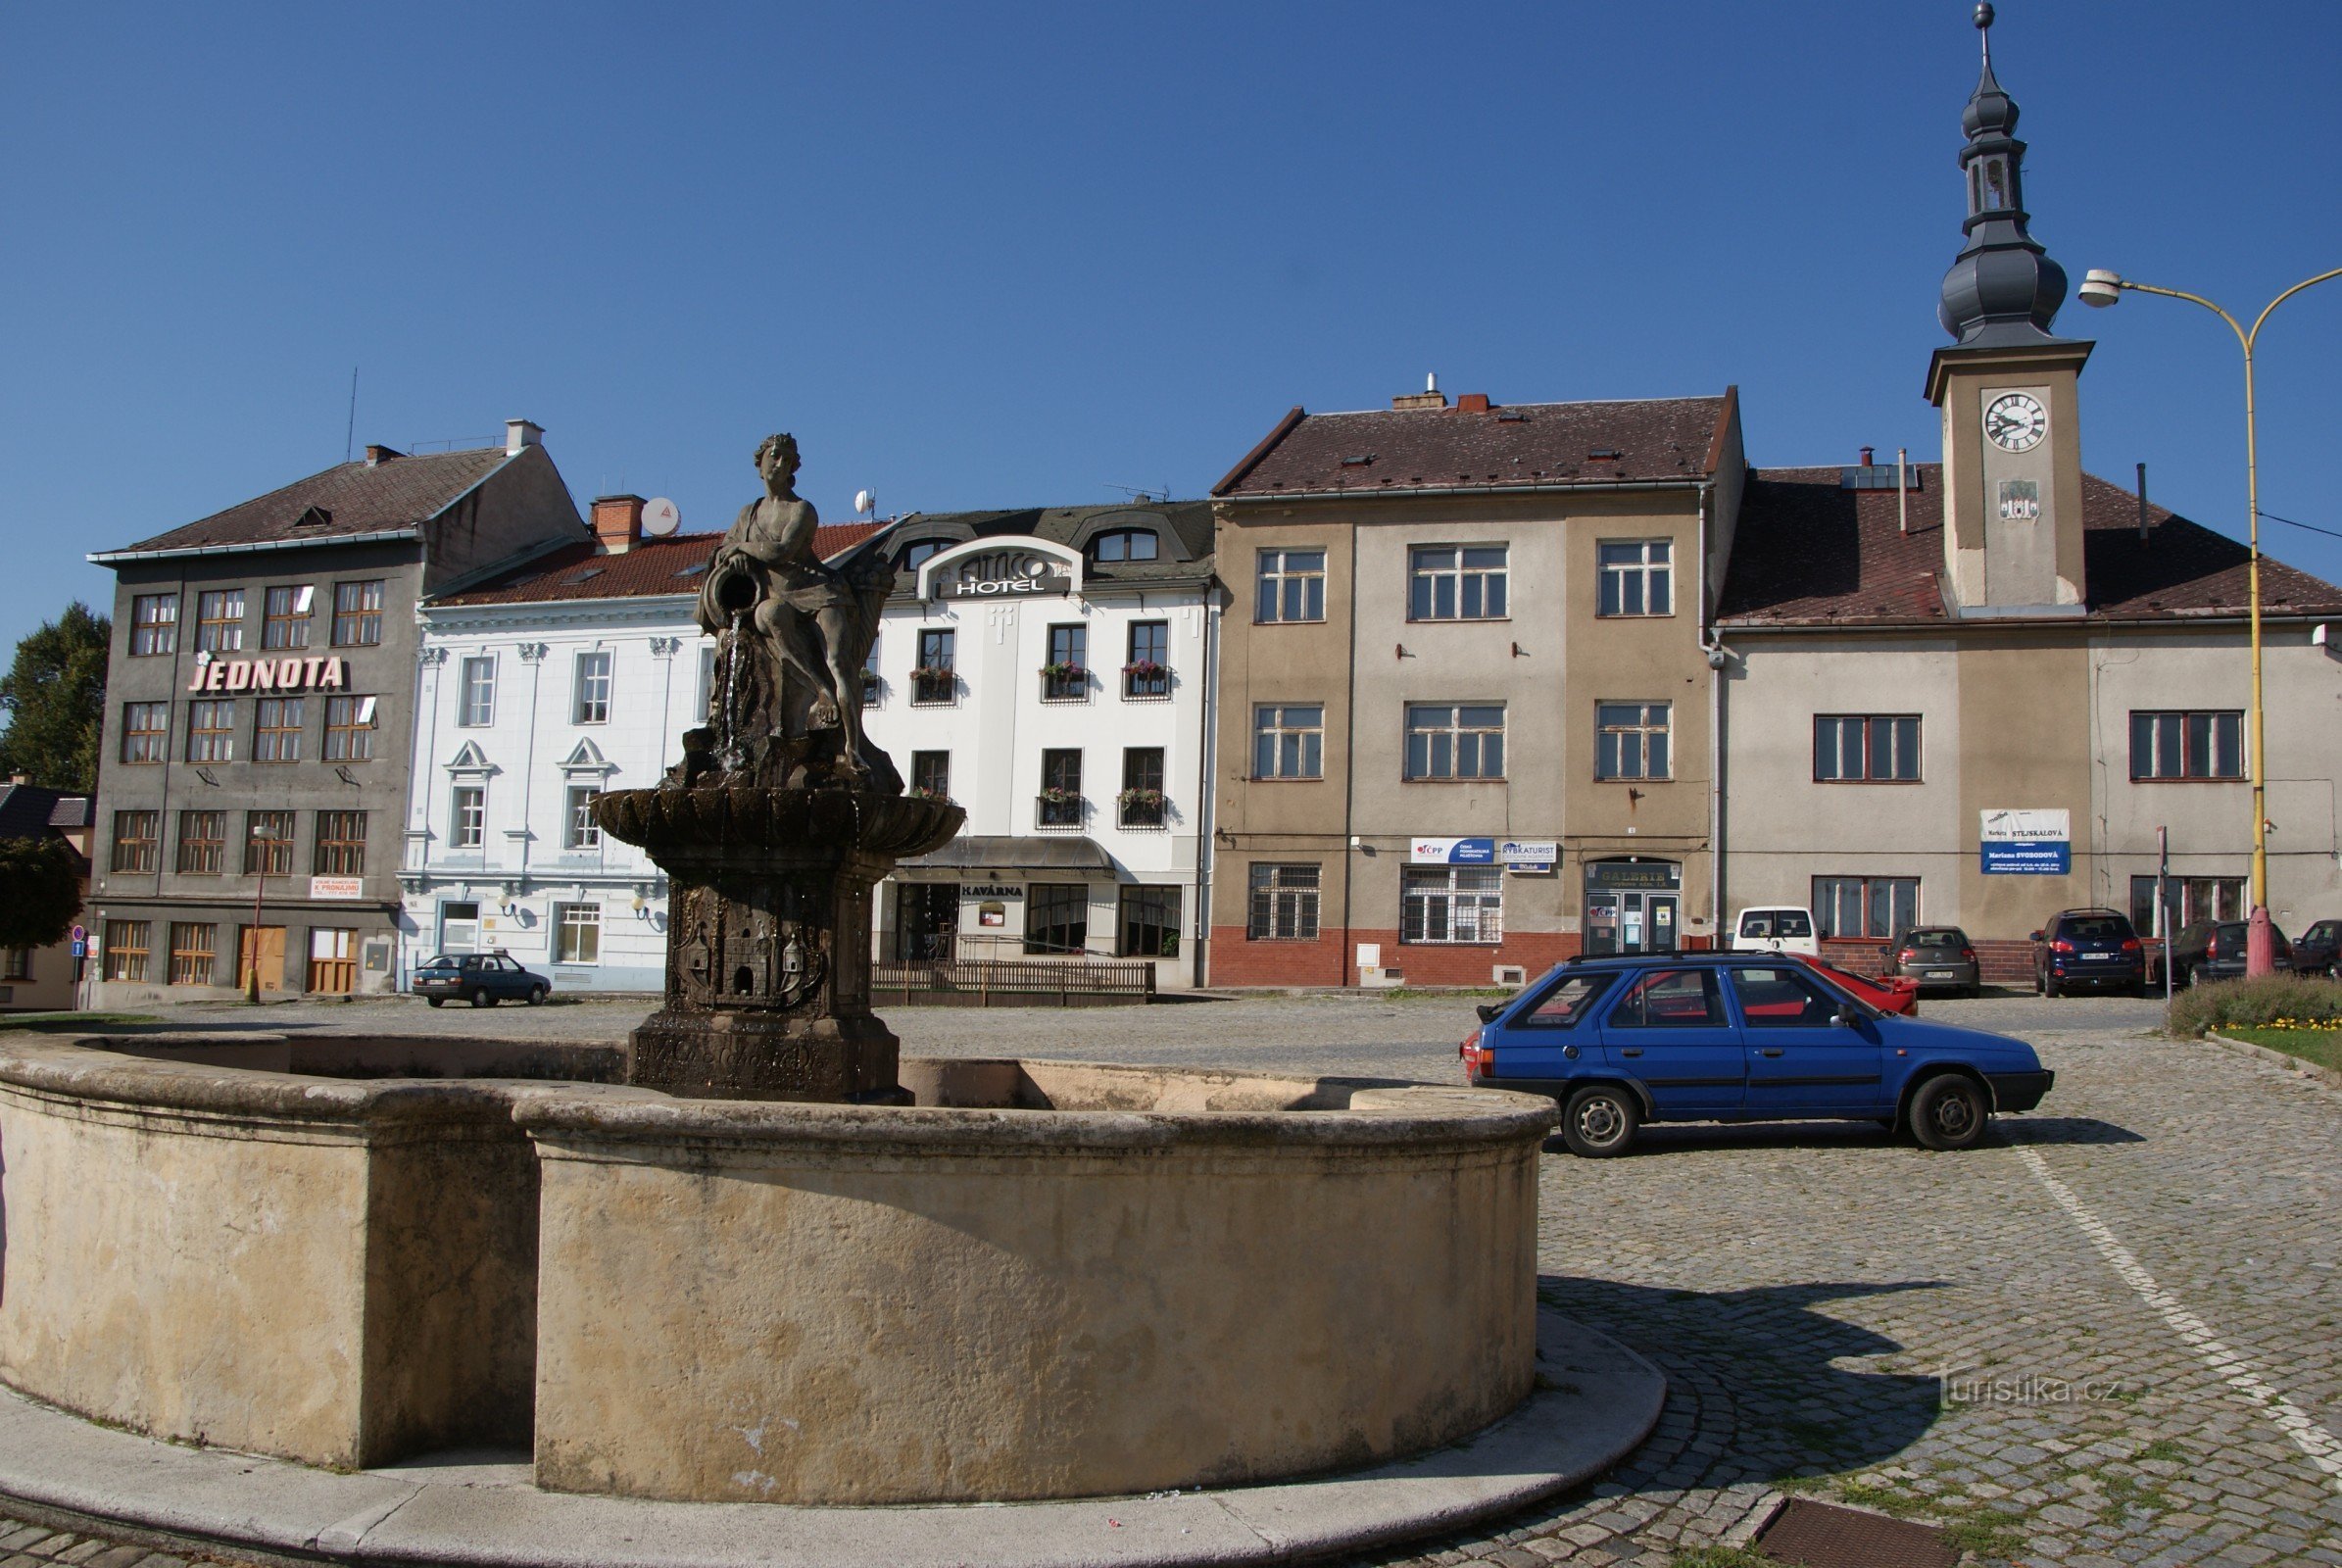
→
(1980, 808, 2071, 874)
(1409, 837, 1495, 865)
(1498, 840, 1559, 873)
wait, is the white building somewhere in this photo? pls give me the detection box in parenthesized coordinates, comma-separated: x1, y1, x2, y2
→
(400, 496, 886, 991)
(862, 505, 1218, 990)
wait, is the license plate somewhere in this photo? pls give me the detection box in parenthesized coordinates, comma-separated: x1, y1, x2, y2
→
(2084, 953, 2117, 961)
(1925, 968, 1957, 978)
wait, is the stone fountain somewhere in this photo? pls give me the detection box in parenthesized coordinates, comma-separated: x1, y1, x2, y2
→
(595, 432, 961, 1102)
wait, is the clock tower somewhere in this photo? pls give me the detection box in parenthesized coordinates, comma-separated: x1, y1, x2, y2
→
(1926, 3, 2091, 615)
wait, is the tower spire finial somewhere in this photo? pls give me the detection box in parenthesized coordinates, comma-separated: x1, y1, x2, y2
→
(1936, 2, 2074, 346)
(1976, 1, 1994, 68)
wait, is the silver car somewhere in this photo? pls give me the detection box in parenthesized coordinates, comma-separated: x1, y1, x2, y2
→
(1878, 926, 1980, 996)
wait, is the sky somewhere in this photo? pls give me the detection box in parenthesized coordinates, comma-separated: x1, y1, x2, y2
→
(3, 1, 2339, 657)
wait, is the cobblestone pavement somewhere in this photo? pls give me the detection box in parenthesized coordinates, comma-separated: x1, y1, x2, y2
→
(15, 992, 2342, 1565)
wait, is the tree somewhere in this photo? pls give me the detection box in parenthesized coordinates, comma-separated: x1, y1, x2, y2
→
(0, 834, 82, 951)
(0, 602, 110, 792)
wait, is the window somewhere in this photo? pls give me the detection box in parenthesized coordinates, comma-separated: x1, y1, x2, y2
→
(555, 903, 602, 964)
(168, 923, 218, 987)
(910, 750, 951, 801)
(103, 920, 152, 984)
(254, 697, 304, 762)
(196, 589, 245, 652)
(912, 628, 955, 705)
(1118, 886, 1181, 957)
(459, 657, 496, 726)
(1, 949, 30, 982)
(314, 810, 366, 876)
(1595, 702, 1671, 779)
(1815, 715, 1921, 782)
(1401, 865, 1504, 944)
(1025, 884, 1089, 956)
(323, 695, 376, 760)
(176, 809, 226, 874)
(130, 594, 177, 656)
(1252, 705, 1323, 779)
(565, 786, 604, 849)
(1607, 967, 1727, 1029)
(262, 585, 314, 650)
(1043, 624, 1087, 701)
(1730, 965, 1845, 1028)
(1516, 971, 1618, 1028)
(1406, 704, 1505, 780)
(331, 580, 383, 647)
(1597, 541, 1673, 616)
(111, 809, 159, 873)
(187, 699, 235, 762)
(1814, 875, 1919, 939)
(2129, 874, 2245, 936)
(1119, 747, 1166, 828)
(1255, 549, 1326, 623)
(244, 810, 294, 875)
(452, 785, 486, 850)
(573, 651, 613, 723)
(1247, 863, 1320, 941)
(1124, 620, 1170, 699)
(1089, 528, 1159, 564)
(897, 538, 948, 573)
(1409, 546, 1508, 620)
(2130, 710, 2244, 781)
(1038, 749, 1083, 828)
(860, 637, 880, 708)
(121, 702, 168, 763)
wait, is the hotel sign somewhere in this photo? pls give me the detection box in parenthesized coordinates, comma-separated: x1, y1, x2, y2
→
(187, 654, 350, 693)
(936, 551, 1072, 601)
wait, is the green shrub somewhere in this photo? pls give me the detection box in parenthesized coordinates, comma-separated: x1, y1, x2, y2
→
(2167, 973, 2342, 1037)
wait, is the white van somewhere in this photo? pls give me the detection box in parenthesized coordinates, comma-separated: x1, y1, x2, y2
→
(1732, 906, 1820, 956)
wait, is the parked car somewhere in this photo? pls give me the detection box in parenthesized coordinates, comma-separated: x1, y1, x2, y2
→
(2168, 920, 2294, 986)
(1791, 953, 1921, 1015)
(2029, 908, 2147, 997)
(1732, 906, 1820, 956)
(2292, 918, 2341, 978)
(1459, 953, 2051, 1156)
(1878, 926, 1981, 996)
(413, 951, 552, 1007)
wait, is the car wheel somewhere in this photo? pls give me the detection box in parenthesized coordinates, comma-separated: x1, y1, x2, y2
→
(470, 987, 494, 1008)
(2043, 970, 2063, 999)
(426, 997, 444, 1008)
(527, 984, 548, 1005)
(1560, 1086, 1640, 1158)
(1910, 1074, 1989, 1152)
(2032, 965, 2045, 996)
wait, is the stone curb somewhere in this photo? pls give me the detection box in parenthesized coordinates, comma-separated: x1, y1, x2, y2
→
(2205, 1031, 2342, 1092)
(0, 1309, 1661, 1568)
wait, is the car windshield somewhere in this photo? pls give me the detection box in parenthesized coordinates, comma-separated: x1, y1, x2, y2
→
(419, 957, 459, 971)
(2062, 916, 2130, 941)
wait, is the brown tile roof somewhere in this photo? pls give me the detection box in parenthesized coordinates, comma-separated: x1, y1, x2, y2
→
(431, 522, 887, 607)
(1213, 395, 1732, 497)
(1717, 464, 2342, 626)
(106, 447, 519, 556)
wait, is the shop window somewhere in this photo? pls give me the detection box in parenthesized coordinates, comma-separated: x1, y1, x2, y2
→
(130, 593, 177, 656)
(1815, 715, 1920, 782)
(2129, 710, 2243, 781)
(1255, 549, 1326, 623)
(1813, 875, 1919, 939)
(1597, 541, 1673, 616)
(331, 580, 384, 647)
(1024, 884, 1088, 956)
(1401, 865, 1503, 944)
(1118, 886, 1181, 957)
(169, 923, 218, 986)
(1595, 702, 1671, 779)
(1406, 704, 1504, 780)
(1409, 546, 1507, 620)
(1252, 705, 1323, 779)
(104, 919, 152, 984)
(308, 928, 357, 994)
(1247, 863, 1320, 941)
(111, 809, 159, 873)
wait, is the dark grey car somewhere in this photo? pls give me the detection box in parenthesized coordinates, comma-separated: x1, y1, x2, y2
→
(1878, 926, 1980, 995)
(413, 951, 552, 1007)
(2294, 918, 2341, 978)
(2169, 921, 2293, 986)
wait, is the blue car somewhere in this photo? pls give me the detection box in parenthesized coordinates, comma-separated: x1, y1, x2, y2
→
(1460, 953, 2052, 1156)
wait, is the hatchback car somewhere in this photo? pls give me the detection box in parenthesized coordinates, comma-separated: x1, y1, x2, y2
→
(1732, 906, 1820, 956)
(413, 951, 552, 1007)
(1791, 953, 1920, 1015)
(1878, 926, 1981, 996)
(2030, 908, 2146, 996)
(2169, 920, 2294, 986)
(2291, 918, 2340, 978)
(1460, 953, 2051, 1156)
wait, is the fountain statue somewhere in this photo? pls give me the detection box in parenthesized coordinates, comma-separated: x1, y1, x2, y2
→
(594, 433, 963, 1100)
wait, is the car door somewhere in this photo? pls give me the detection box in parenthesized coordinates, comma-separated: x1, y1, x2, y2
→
(1595, 965, 1743, 1118)
(1491, 969, 1623, 1085)
(1729, 964, 1887, 1117)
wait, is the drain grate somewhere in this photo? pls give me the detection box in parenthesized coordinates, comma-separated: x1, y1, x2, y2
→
(1755, 1496, 1959, 1568)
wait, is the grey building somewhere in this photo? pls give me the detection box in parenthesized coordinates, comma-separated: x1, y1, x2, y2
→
(86, 420, 588, 1004)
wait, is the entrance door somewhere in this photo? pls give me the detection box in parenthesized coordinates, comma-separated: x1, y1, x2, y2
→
(440, 902, 481, 955)
(308, 928, 357, 994)
(237, 925, 286, 992)
(1585, 892, 1681, 956)
(898, 883, 958, 960)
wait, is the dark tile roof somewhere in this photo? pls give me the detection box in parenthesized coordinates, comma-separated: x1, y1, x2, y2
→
(1213, 396, 1732, 498)
(107, 446, 517, 556)
(431, 523, 886, 608)
(887, 502, 1215, 585)
(0, 784, 87, 842)
(1717, 464, 2342, 626)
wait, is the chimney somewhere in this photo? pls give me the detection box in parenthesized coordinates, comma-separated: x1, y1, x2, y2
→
(506, 418, 545, 456)
(592, 494, 645, 556)
(1391, 373, 1448, 412)
(1457, 393, 1491, 414)
(365, 444, 402, 467)
(1860, 445, 1875, 466)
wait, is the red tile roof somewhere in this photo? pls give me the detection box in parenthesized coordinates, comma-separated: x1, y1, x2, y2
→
(108, 447, 518, 555)
(1214, 395, 1732, 497)
(1718, 465, 2342, 626)
(431, 522, 887, 607)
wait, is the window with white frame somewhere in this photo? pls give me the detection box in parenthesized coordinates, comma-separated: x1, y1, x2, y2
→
(565, 786, 603, 849)
(451, 785, 486, 850)
(554, 902, 601, 964)
(1595, 702, 1671, 779)
(574, 651, 613, 723)
(1401, 865, 1504, 944)
(2129, 710, 2243, 781)
(1408, 546, 1508, 620)
(1255, 549, 1326, 623)
(1596, 541, 1673, 616)
(1246, 863, 1320, 941)
(1814, 715, 1920, 782)
(1252, 704, 1323, 779)
(459, 657, 496, 726)
(1405, 704, 1505, 780)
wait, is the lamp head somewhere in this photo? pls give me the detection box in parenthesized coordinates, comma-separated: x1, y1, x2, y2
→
(2078, 270, 2125, 308)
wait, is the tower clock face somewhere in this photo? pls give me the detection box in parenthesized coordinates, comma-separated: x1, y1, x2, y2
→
(1984, 391, 2049, 453)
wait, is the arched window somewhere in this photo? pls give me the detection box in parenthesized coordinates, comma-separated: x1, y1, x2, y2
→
(896, 538, 949, 572)
(1089, 529, 1159, 564)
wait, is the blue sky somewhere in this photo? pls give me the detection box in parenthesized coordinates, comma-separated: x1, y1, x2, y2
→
(3, 1, 2338, 656)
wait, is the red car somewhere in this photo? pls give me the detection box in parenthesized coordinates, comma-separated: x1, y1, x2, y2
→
(1790, 953, 1921, 1015)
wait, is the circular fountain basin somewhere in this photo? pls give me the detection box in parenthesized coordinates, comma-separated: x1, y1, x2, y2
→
(0, 1035, 1555, 1507)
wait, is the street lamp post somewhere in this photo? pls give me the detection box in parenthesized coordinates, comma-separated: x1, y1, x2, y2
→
(2079, 265, 2342, 977)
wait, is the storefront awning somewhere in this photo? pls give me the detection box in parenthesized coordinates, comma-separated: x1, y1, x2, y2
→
(900, 835, 1116, 873)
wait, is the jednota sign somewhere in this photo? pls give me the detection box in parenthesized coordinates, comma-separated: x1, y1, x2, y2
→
(186, 655, 349, 693)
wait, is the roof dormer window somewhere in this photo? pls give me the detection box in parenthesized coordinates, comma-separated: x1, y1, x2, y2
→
(1089, 528, 1158, 564)
(897, 539, 949, 572)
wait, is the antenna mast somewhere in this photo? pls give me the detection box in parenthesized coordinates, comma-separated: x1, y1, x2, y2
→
(344, 368, 359, 462)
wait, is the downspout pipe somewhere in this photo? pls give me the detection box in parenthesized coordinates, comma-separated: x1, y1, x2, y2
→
(1340, 526, 1359, 988)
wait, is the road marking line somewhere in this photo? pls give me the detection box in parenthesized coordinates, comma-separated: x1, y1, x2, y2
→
(2017, 1146, 2342, 1492)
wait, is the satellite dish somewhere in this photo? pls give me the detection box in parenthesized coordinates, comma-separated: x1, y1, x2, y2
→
(642, 497, 681, 537)
(854, 489, 875, 517)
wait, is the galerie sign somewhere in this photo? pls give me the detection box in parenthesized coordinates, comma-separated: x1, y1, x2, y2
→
(187, 654, 350, 693)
